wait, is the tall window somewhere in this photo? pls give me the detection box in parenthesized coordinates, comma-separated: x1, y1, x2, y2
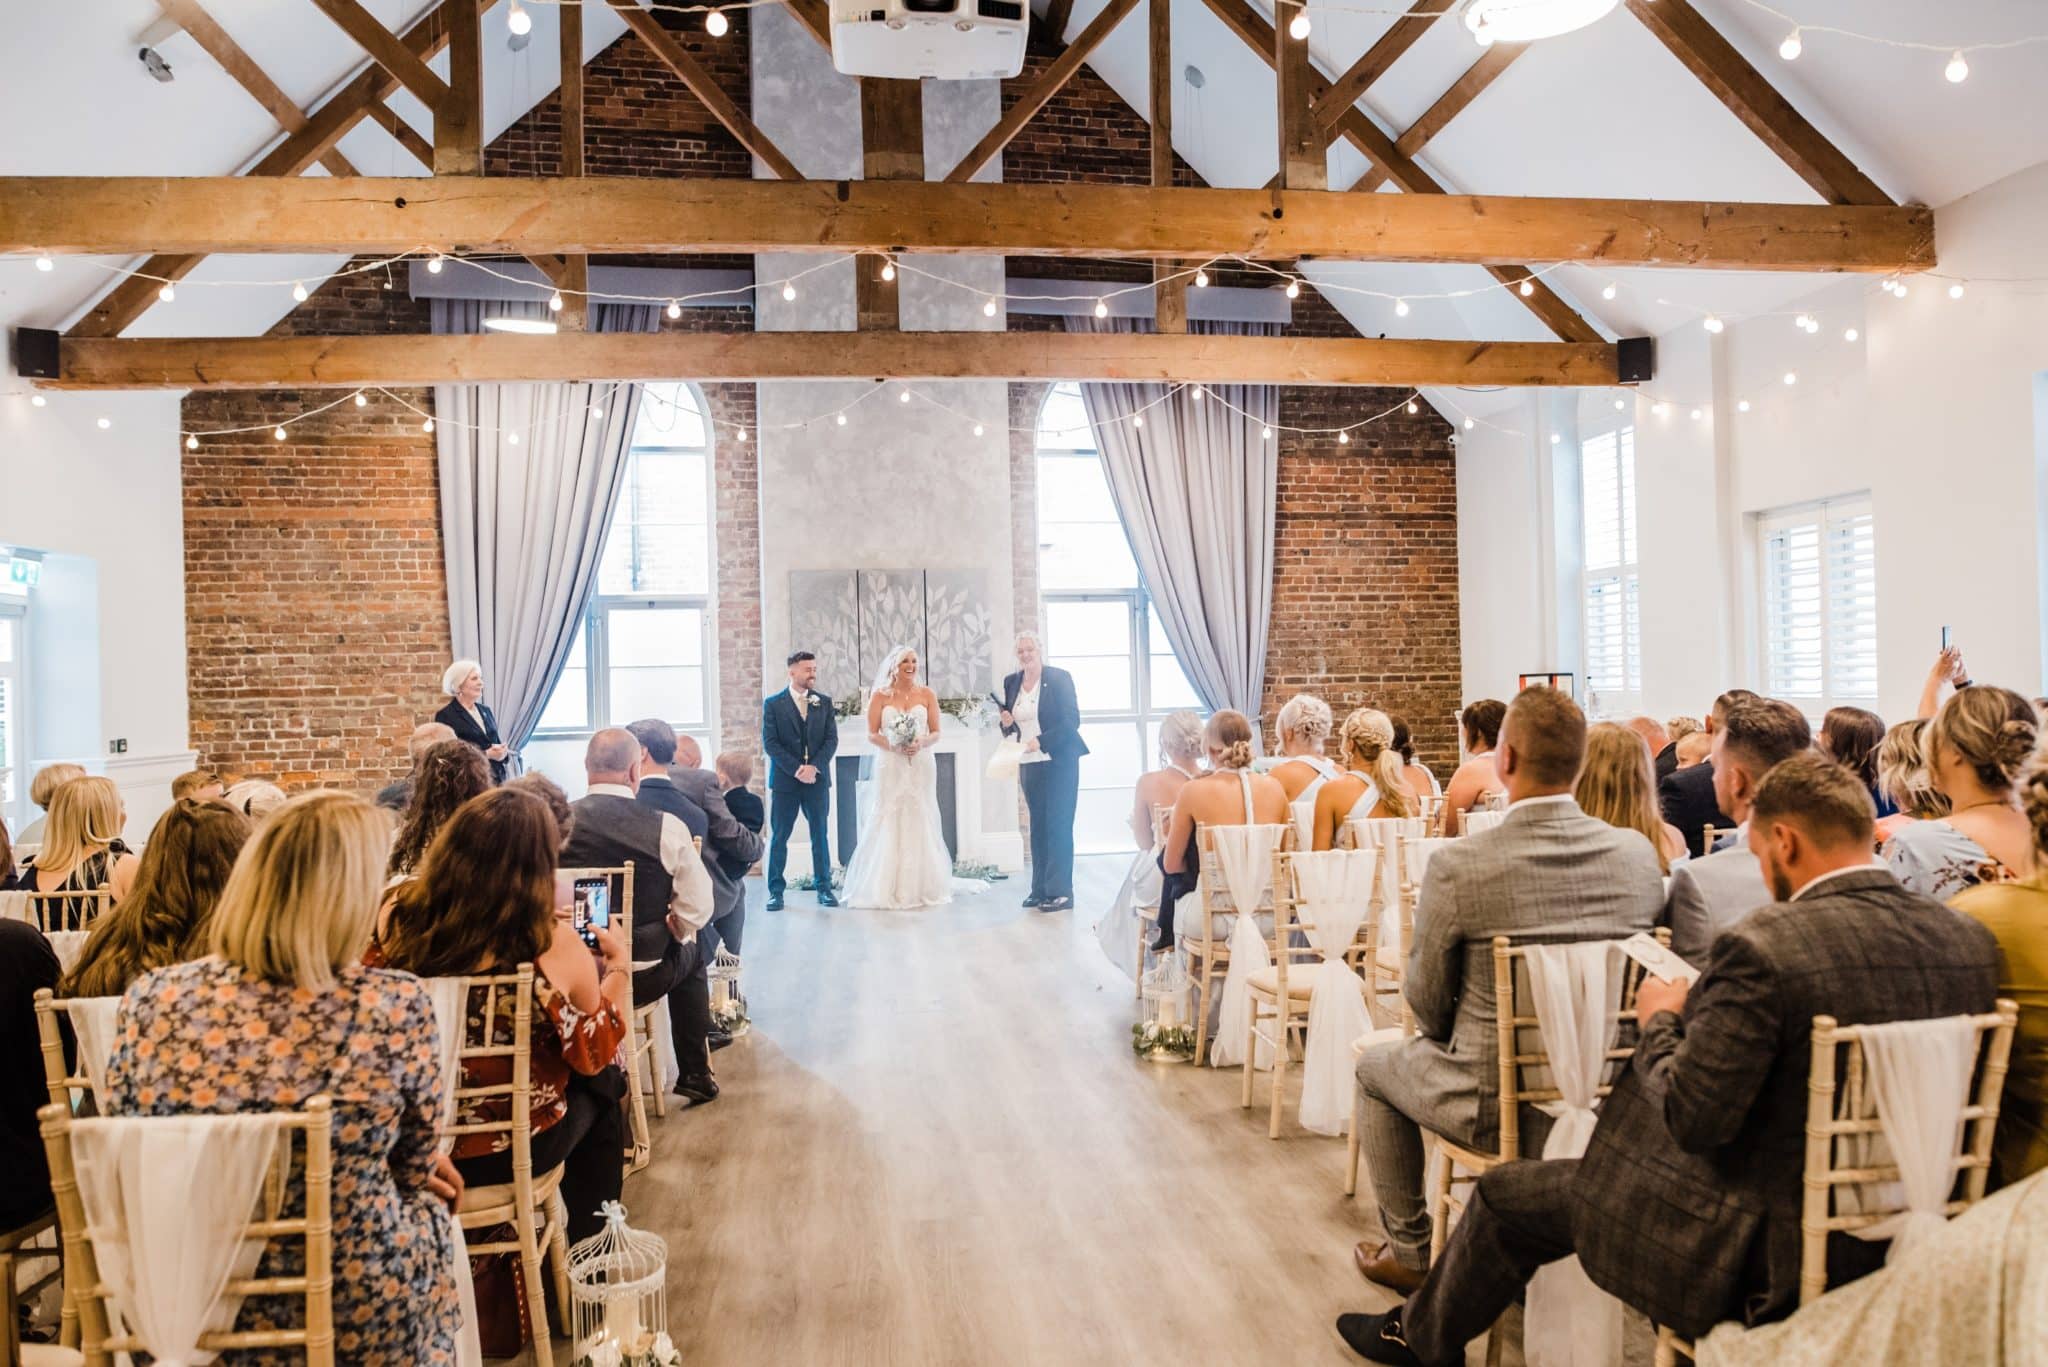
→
(1036, 383, 1202, 853)
(1580, 426, 1641, 718)
(1758, 496, 1877, 713)
(533, 384, 718, 749)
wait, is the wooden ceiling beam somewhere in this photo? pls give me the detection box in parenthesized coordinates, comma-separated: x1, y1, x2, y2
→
(606, 1, 804, 180)
(308, 0, 452, 108)
(363, 101, 435, 168)
(945, 0, 1142, 184)
(4, 177, 1935, 271)
(1040, 0, 1076, 47)
(156, 0, 358, 177)
(556, 0, 588, 330)
(1623, 0, 1891, 206)
(1274, 5, 1324, 189)
(1349, 42, 1528, 193)
(1151, 0, 1186, 333)
(433, 0, 483, 174)
(67, 0, 486, 339)
(1311, 0, 1440, 133)
(785, 0, 835, 49)
(856, 79, 924, 329)
(39, 330, 1622, 390)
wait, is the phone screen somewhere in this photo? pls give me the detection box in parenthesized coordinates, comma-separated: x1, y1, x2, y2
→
(1942, 625, 1953, 651)
(572, 878, 611, 951)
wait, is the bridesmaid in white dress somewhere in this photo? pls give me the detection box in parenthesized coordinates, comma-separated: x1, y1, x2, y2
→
(1093, 711, 1206, 975)
(1270, 694, 1339, 847)
(839, 646, 957, 910)
(1311, 707, 1420, 850)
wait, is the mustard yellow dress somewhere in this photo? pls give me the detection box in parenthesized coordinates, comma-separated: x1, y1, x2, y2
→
(1952, 874, 2048, 1185)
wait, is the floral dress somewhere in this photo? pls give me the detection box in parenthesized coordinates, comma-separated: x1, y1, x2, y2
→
(106, 958, 461, 1365)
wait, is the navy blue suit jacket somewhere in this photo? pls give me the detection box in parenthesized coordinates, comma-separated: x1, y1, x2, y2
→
(762, 688, 839, 792)
(1000, 667, 1090, 762)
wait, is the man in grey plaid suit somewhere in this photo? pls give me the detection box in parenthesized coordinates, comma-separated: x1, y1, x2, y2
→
(1337, 755, 2000, 1365)
(1352, 687, 1665, 1291)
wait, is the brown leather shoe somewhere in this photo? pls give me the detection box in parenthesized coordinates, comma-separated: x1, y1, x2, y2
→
(1353, 1241, 1426, 1295)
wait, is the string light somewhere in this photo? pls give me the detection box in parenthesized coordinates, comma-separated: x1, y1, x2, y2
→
(353, 391, 367, 407)
(427, 255, 445, 275)
(1192, 387, 1206, 400)
(1779, 28, 1802, 60)
(973, 423, 985, 437)
(705, 7, 730, 36)
(738, 428, 749, 441)
(273, 425, 287, 440)
(1738, 400, 1751, 413)
(1518, 279, 1535, 297)
(1463, 418, 1475, 431)
(1337, 429, 1349, 444)
(30, 394, 46, 408)
(1549, 432, 1561, 445)
(1845, 327, 1859, 341)
(1284, 279, 1300, 300)
(1793, 313, 1812, 330)
(836, 413, 848, 426)
(186, 434, 198, 449)
(549, 291, 565, 312)
(1287, 9, 1311, 40)
(1613, 398, 1625, 411)
(667, 300, 682, 319)
(35, 255, 53, 272)
(1394, 298, 1410, 317)
(157, 283, 175, 302)
(1601, 282, 1617, 300)
(880, 258, 896, 283)
(899, 388, 912, 403)
(982, 297, 998, 317)
(507, 0, 532, 35)
(1948, 282, 1966, 299)
(96, 417, 111, 429)
(1703, 315, 1724, 333)
(1133, 414, 1144, 428)
(1945, 50, 1969, 82)
(1652, 402, 1671, 418)
(1094, 298, 1109, 319)
(591, 405, 605, 421)
(1783, 371, 1798, 385)
(1261, 426, 1274, 440)
(781, 282, 796, 302)
(291, 281, 309, 302)
(423, 417, 435, 433)
(1194, 268, 1211, 288)
(1405, 399, 1419, 414)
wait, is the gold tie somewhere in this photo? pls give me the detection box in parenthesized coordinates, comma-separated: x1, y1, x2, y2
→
(794, 691, 808, 719)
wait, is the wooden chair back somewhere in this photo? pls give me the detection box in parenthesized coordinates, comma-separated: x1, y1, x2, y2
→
(444, 966, 538, 1191)
(32, 989, 102, 1111)
(3, 889, 110, 936)
(1701, 823, 1723, 853)
(39, 1096, 335, 1365)
(1798, 1002, 2019, 1304)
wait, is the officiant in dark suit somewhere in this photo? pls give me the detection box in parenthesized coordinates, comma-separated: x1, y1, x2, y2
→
(762, 650, 839, 911)
(1001, 631, 1088, 912)
(435, 658, 511, 784)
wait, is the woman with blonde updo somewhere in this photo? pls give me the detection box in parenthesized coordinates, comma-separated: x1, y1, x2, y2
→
(1311, 708, 1419, 849)
(1886, 685, 2037, 900)
(1155, 711, 1289, 945)
(21, 776, 139, 924)
(1095, 711, 1208, 975)
(1270, 694, 1339, 801)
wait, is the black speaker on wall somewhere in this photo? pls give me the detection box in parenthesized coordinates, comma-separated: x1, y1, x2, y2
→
(1617, 336, 1654, 384)
(14, 327, 60, 381)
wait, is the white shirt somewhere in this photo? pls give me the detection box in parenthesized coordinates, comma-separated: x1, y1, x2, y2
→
(1789, 862, 1888, 903)
(1506, 792, 1578, 813)
(586, 782, 716, 937)
(1013, 680, 1049, 764)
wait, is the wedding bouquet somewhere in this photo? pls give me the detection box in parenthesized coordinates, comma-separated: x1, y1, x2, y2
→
(885, 709, 922, 753)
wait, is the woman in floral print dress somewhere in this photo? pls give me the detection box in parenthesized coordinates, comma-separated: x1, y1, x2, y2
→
(105, 791, 462, 1365)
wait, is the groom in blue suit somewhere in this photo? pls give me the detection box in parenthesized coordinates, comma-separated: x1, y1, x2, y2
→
(762, 650, 840, 910)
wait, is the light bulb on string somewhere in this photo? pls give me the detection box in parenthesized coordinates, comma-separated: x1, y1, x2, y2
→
(423, 417, 435, 433)
(353, 392, 367, 407)
(1945, 50, 1969, 83)
(880, 258, 896, 282)
(1779, 28, 1801, 60)
(186, 434, 198, 449)
(157, 283, 175, 302)
(1652, 402, 1671, 418)
(1703, 315, 1724, 333)
(1133, 414, 1144, 428)
(900, 389, 912, 404)
(667, 300, 682, 319)
(1287, 8, 1310, 40)
(1737, 400, 1751, 413)
(1194, 268, 1210, 288)
(781, 282, 797, 302)
(1261, 426, 1273, 440)
(507, 0, 532, 36)
(1463, 418, 1475, 431)
(738, 428, 750, 441)
(1783, 371, 1798, 386)
(1613, 398, 1625, 411)
(973, 423, 985, 437)
(1948, 282, 1965, 299)
(1337, 430, 1349, 444)
(705, 7, 730, 36)
(1893, 281, 1909, 298)
(30, 394, 46, 408)
(1794, 313, 1811, 331)
(1550, 432, 1561, 445)
(292, 281, 309, 303)
(1406, 400, 1419, 414)
(1845, 327, 1859, 342)
(836, 413, 848, 426)
(1094, 298, 1109, 319)
(1192, 386, 1206, 400)
(982, 297, 998, 317)
(550, 291, 565, 312)
(1690, 408, 1703, 421)
(1284, 279, 1300, 300)
(35, 255, 54, 272)
(1518, 279, 1535, 297)
(507, 431, 520, 446)
(428, 255, 444, 275)
(273, 426, 287, 441)
(591, 406, 605, 421)
(1601, 282, 1617, 300)
(1394, 298, 1410, 317)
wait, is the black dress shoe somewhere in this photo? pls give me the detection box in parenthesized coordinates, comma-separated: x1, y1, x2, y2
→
(708, 1025, 734, 1051)
(1334, 1311, 1423, 1365)
(673, 1075, 720, 1105)
(1037, 896, 1073, 913)
(766, 894, 785, 912)
(1022, 893, 1046, 908)
(816, 889, 840, 907)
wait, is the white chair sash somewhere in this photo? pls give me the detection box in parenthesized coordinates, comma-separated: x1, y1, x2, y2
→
(424, 978, 485, 1367)
(1290, 849, 1378, 1135)
(1094, 847, 1163, 979)
(1465, 809, 1506, 835)
(0, 890, 33, 922)
(1207, 825, 1287, 1070)
(46, 930, 89, 974)
(1845, 1015, 1979, 1261)
(69, 1112, 285, 1366)
(67, 996, 124, 1113)
(1520, 941, 1628, 1367)
(1343, 818, 1428, 956)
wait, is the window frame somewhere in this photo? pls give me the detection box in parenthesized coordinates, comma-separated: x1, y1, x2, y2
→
(1578, 424, 1642, 720)
(1754, 494, 1878, 715)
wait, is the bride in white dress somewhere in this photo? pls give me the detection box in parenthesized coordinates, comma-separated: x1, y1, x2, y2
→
(840, 645, 960, 910)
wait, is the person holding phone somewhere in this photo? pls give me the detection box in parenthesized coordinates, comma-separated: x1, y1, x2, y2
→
(374, 787, 631, 1243)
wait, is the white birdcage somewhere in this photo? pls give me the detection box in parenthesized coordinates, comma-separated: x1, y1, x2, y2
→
(708, 947, 748, 1037)
(570, 1201, 673, 1367)
(1134, 951, 1196, 1062)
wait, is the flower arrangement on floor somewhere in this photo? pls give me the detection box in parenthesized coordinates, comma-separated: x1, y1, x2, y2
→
(950, 857, 1007, 883)
(709, 948, 749, 1037)
(571, 1202, 673, 1367)
(1135, 953, 1196, 1062)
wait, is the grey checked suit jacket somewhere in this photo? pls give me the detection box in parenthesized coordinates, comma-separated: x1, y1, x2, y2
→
(1389, 797, 1665, 1148)
(666, 764, 765, 924)
(1570, 868, 2000, 1338)
(1662, 831, 1772, 965)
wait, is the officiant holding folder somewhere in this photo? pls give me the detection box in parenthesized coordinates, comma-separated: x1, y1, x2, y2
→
(1000, 632, 1088, 912)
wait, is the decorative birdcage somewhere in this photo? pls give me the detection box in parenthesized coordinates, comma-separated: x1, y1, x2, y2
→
(708, 948, 749, 1037)
(570, 1202, 674, 1367)
(1133, 951, 1196, 1062)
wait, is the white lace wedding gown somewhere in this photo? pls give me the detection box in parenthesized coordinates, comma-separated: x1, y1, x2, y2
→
(841, 704, 958, 910)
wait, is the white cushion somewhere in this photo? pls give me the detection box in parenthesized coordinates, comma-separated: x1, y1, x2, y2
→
(1246, 966, 1314, 999)
(1350, 1024, 1406, 1059)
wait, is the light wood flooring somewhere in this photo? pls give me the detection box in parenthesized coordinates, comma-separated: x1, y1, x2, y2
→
(611, 853, 1426, 1367)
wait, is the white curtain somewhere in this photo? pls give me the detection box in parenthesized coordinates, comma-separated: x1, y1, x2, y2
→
(1067, 316, 1279, 719)
(1521, 942, 1628, 1367)
(423, 978, 484, 1367)
(1207, 824, 1289, 1070)
(1291, 849, 1378, 1134)
(432, 300, 658, 753)
(69, 1113, 286, 1365)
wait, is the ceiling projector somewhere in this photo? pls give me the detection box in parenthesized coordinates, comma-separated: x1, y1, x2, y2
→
(830, 0, 1028, 80)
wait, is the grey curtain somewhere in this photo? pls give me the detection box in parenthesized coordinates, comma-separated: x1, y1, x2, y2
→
(432, 299, 659, 753)
(1068, 316, 1279, 720)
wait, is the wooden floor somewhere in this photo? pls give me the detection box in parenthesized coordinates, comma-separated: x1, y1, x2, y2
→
(613, 854, 1416, 1367)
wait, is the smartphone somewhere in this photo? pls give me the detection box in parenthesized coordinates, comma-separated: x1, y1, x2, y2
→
(572, 877, 611, 952)
(1941, 625, 1953, 651)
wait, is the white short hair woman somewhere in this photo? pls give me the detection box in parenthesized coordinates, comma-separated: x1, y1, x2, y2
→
(1093, 710, 1208, 977)
(433, 657, 510, 784)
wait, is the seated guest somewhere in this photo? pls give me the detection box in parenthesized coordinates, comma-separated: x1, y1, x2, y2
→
(388, 739, 491, 879)
(436, 658, 511, 784)
(1388, 717, 1440, 800)
(0, 917, 60, 1232)
(16, 761, 86, 846)
(1952, 761, 2048, 1186)
(668, 733, 764, 959)
(1350, 686, 1663, 1295)
(1098, 712, 1204, 973)
(560, 729, 719, 1105)
(1269, 694, 1339, 801)
(1663, 698, 1813, 964)
(1441, 700, 1506, 832)
(1666, 715, 1702, 743)
(376, 721, 457, 812)
(170, 767, 226, 803)
(1312, 708, 1418, 850)
(222, 778, 288, 822)
(1675, 729, 1713, 769)
(1336, 756, 1999, 1364)
(1626, 716, 1676, 783)
(20, 775, 139, 924)
(60, 799, 252, 999)
(105, 791, 463, 1361)
(1156, 711, 1290, 945)
(506, 771, 574, 841)
(1660, 689, 1755, 858)
(1888, 685, 2036, 899)
(715, 751, 768, 877)
(1576, 722, 1687, 873)
(1875, 718, 1949, 844)
(375, 787, 630, 1243)
(1820, 705, 1892, 818)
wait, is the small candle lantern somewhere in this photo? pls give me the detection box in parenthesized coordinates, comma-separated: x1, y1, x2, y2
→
(571, 1201, 673, 1367)
(1134, 952, 1196, 1062)
(708, 947, 749, 1038)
